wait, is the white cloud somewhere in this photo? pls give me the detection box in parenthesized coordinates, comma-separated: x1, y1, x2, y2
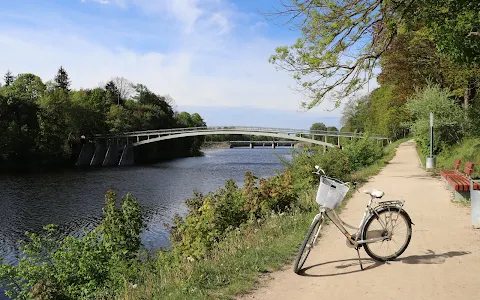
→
(0, 29, 354, 119)
(0, 0, 370, 126)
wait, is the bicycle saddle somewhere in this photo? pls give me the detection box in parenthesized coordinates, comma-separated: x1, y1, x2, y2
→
(363, 189, 385, 198)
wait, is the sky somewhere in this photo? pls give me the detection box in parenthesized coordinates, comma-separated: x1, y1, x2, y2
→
(0, 0, 378, 129)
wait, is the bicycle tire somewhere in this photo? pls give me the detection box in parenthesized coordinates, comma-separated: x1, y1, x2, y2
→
(292, 215, 322, 274)
(362, 206, 412, 262)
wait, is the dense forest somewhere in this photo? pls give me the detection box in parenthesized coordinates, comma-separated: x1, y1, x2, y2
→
(0, 67, 206, 170)
(267, 0, 480, 157)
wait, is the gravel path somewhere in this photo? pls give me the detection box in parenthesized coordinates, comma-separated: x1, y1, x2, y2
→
(239, 140, 480, 300)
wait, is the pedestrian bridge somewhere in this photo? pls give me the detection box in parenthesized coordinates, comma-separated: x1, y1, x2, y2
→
(76, 126, 389, 166)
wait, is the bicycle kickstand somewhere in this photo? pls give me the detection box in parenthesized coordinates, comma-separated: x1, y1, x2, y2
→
(355, 247, 364, 271)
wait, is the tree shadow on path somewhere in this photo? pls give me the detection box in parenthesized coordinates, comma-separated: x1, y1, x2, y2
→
(298, 250, 470, 277)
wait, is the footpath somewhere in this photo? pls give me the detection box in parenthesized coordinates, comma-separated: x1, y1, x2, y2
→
(239, 140, 480, 300)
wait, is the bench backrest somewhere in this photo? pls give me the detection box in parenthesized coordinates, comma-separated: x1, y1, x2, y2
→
(454, 159, 462, 170)
(464, 162, 475, 177)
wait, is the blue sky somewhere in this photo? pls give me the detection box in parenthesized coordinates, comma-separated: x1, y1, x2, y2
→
(0, 0, 378, 129)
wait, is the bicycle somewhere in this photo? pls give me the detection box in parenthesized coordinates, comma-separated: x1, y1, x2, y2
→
(292, 166, 414, 273)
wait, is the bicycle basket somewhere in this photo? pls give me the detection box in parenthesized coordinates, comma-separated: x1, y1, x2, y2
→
(315, 176, 350, 209)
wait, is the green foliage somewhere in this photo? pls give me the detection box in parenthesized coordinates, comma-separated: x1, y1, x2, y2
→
(426, 138, 480, 179)
(0, 68, 206, 170)
(169, 170, 296, 260)
(342, 136, 384, 171)
(406, 84, 464, 155)
(0, 191, 144, 299)
(287, 137, 383, 189)
(54, 66, 70, 91)
(3, 70, 14, 86)
(265, 0, 417, 108)
(407, 0, 480, 66)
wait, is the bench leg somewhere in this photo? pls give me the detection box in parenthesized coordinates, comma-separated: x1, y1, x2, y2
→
(453, 190, 470, 201)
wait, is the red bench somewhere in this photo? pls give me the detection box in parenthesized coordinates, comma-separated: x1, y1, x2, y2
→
(440, 159, 461, 179)
(441, 161, 479, 191)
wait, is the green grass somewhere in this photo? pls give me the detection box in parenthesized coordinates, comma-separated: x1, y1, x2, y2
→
(122, 138, 408, 300)
(123, 210, 316, 300)
(415, 138, 480, 179)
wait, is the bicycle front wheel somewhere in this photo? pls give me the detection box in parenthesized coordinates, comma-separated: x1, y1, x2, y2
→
(362, 206, 412, 262)
(293, 215, 323, 274)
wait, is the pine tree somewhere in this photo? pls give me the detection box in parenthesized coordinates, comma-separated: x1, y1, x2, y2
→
(54, 66, 71, 91)
(4, 70, 15, 86)
(105, 80, 122, 105)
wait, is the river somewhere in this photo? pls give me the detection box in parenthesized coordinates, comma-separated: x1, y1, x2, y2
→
(0, 147, 292, 270)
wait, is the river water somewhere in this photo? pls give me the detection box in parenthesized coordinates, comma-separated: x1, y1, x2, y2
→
(0, 147, 293, 269)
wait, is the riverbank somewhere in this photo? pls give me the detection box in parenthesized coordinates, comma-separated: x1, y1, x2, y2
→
(122, 138, 407, 299)
(201, 142, 232, 150)
(0, 139, 402, 299)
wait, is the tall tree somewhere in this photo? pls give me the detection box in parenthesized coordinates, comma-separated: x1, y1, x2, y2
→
(54, 66, 71, 91)
(4, 70, 15, 86)
(111, 76, 134, 102)
(264, 0, 479, 109)
(310, 122, 327, 140)
(105, 80, 121, 106)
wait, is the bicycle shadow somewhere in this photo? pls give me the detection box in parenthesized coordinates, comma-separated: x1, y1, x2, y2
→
(298, 250, 470, 277)
(396, 250, 470, 264)
(298, 258, 382, 277)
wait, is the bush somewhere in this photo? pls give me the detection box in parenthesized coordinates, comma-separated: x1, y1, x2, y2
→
(286, 137, 383, 188)
(406, 84, 464, 155)
(342, 135, 384, 171)
(0, 191, 144, 299)
(168, 171, 296, 260)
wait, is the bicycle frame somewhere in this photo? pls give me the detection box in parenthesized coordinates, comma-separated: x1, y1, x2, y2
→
(317, 196, 406, 248)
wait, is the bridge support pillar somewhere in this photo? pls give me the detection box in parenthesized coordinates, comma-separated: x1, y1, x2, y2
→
(102, 144, 119, 166)
(250, 143, 254, 149)
(272, 143, 276, 149)
(75, 143, 94, 166)
(90, 143, 107, 166)
(119, 144, 134, 166)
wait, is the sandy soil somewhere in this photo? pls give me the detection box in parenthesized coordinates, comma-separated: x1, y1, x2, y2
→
(238, 140, 480, 300)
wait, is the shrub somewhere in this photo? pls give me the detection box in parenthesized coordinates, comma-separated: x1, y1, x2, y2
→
(342, 135, 384, 171)
(168, 171, 296, 260)
(0, 191, 144, 299)
(406, 84, 464, 155)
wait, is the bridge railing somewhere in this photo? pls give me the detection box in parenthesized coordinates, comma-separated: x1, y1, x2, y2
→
(91, 126, 388, 140)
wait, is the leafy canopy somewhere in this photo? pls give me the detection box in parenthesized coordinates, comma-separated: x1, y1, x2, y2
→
(265, 0, 480, 109)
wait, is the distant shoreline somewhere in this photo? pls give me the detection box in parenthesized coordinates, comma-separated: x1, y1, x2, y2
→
(201, 142, 232, 150)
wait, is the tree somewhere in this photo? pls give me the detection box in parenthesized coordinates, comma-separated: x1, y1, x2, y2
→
(111, 76, 134, 102)
(10, 73, 46, 103)
(377, 32, 443, 102)
(406, 84, 464, 154)
(264, 0, 479, 110)
(105, 80, 121, 106)
(54, 66, 71, 91)
(4, 70, 15, 86)
(264, 0, 415, 109)
(309, 122, 327, 140)
(408, 0, 480, 67)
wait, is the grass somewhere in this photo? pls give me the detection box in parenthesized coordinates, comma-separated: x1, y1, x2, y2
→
(122, 138, 409, 300)
(415, 138, 480, 179)
(123, 210, 316, 299)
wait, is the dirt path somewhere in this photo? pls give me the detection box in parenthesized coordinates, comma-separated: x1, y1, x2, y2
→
(239, 141, 480, 300)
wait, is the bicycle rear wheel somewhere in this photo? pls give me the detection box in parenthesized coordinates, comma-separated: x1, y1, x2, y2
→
(362, 206, 412, 262)
(293, 215, 323, 274)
